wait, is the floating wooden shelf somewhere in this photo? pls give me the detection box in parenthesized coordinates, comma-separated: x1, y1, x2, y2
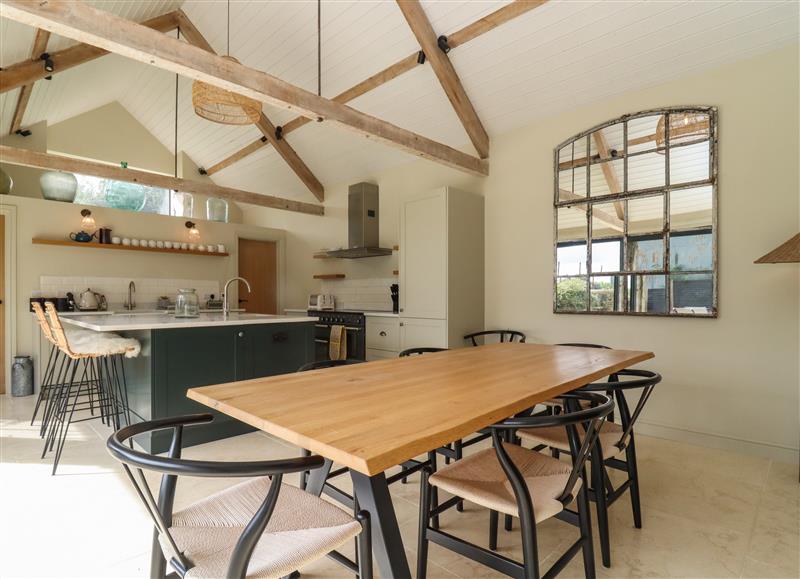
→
(313, 274, 346, 280)
(32, 238, 229, 257)
(313, 251, 332, 259)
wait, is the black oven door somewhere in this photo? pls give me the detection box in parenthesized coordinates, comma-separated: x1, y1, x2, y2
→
(313, 324, 365, 361)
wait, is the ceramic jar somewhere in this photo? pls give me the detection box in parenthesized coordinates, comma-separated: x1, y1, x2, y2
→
(40, 171, 78, 202)
(11, 356, 34, 397)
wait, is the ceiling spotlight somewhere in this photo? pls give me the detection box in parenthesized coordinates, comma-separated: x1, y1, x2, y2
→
(40, 52, 54, 73)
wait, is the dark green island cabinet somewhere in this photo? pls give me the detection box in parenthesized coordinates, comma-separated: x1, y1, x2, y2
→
(121, 321, 314, 453)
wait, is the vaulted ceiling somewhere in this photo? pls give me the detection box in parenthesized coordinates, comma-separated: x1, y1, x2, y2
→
(1, 0, 797, 204)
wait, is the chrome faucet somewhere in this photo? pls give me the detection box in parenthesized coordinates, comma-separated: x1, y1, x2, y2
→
(124, 281, 136, 310)
(223, 277, 251, 316)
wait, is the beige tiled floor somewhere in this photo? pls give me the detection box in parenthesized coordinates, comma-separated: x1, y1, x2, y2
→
(1, 394, 797, 578)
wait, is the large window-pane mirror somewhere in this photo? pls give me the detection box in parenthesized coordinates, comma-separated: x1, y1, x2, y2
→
(553, 107, 717, 317)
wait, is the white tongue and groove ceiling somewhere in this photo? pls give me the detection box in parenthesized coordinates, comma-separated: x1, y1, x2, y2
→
(1, 1, 797, 203)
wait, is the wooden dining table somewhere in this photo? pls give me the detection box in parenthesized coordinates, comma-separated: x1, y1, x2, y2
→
(187, 342, 653, 578)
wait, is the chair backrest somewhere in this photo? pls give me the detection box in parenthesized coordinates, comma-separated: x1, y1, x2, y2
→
(107, 414, 324, 578)
(491, 392, 613, 516)
(44, 302, 77, 358)
(579, 368, 661, 454)
(297, 358, 363, 372)
(398, 347, 447, 357)
(556, 342, 610, 349)
(31, 301, 56, 344)
(465, 330, 526, 346)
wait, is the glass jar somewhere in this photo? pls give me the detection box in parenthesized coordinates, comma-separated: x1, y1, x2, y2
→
(174, 288, 199, 318)
(206, 197, 229, 223)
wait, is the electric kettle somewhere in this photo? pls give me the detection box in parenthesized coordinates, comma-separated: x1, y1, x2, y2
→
(78, 288, 105, 311)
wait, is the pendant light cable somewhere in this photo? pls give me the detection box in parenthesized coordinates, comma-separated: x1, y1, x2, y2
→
(172, 27, 180, 216)
(317, 0, 321, 96)
(227, 0, 231, 56)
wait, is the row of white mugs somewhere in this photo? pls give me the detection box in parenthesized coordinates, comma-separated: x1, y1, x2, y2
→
(111, 237, 226, 253)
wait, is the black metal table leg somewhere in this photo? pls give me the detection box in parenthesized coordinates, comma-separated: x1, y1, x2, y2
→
(351, 471, 411, 579)
(305, 457, 333, 496)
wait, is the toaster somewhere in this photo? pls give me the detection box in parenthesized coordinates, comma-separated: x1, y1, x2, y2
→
(308, 294, 335, 310)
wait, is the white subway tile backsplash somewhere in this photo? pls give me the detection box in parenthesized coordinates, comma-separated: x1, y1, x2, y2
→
(38, 275, 220, 310)
(320, 277, 396, 311)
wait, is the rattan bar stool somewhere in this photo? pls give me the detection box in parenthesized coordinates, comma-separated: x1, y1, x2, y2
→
(42, 302, 140, 474)
(30, 302, 71, 434)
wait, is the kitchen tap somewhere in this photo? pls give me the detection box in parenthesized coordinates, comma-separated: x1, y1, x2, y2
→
(223, 277, 251, 316)
(124, 281, 136, 310)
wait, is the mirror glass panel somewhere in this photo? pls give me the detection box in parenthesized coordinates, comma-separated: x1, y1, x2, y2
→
(554, 107, 717, 316)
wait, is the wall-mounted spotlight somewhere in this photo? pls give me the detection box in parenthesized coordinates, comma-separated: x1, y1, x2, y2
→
(40, 52, 54, 77)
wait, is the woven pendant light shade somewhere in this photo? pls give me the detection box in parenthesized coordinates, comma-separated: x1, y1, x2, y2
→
(192, 57, 261, 125)
(655, 112, 709, 151)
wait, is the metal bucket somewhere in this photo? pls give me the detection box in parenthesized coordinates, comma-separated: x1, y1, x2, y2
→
(11, 356, 34, 397)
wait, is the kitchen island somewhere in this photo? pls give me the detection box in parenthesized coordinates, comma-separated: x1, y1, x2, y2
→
(63, 312, 316, 452)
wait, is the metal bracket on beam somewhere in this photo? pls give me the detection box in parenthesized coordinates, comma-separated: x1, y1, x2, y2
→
(198, 167, 208, 175)
(417, 51, 426, 65)
(437, 35, 450, 54)
(260, 136, 268, 143)
(275, 126, 283, 141)
(15, 129, 32, 137)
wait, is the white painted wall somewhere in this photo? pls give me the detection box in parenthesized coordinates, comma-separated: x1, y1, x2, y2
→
(245, 44, 799, 460)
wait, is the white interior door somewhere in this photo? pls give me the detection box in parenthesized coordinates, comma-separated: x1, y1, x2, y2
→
(400, 190, 447, 319)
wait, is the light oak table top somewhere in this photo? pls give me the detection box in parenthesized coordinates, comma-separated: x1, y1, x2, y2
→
(188, 343, 653, 476)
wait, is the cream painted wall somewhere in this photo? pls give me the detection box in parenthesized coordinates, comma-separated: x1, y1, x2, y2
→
(244, 44, 799, 460)
(2, 195, 289, 363)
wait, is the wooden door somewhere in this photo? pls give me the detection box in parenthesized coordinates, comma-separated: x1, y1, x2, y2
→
(0, 214, 5, 394)
(400, 189, 447, 319)
(238, 238, 277, 314)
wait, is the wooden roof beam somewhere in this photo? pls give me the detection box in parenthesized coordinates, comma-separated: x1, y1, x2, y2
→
(1, 0, 486, 177)
(396, 0, 489, 159)
(0, 145, 323, 216)
(174, 9, 324, 202)
(558, 189, 623, 232)
(591, 131, 624, 220)
(8, 28, 51, 135)
(204, 0, 548, 176)
(0, 10, 179, 94)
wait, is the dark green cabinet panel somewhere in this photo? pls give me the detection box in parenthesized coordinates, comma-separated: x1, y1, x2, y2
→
(145, 322, 313, 452)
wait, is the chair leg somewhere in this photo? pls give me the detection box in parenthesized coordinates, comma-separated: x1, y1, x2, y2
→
(52, 360, 89, 474)
(299, 448, 311, 490)
(150, 528, 168, 579)
(31, 346, 57, 425)
(576, 469, 596, 579)
(591, 450, 611, 568)
(626, 437, 643, 529)
(427, 451, 440, 530)
(417, 468, 431, 579)
(489, 509, 498, 551)
(454, 439, 464, 512)
(504, 513, 513, 532)
(357, 510, 373, 579)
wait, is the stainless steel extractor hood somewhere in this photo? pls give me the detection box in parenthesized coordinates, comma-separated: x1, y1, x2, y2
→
(326, 183, 393, 259)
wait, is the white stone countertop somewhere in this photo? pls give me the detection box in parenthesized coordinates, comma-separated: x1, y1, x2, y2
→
(61, 312, 316, 332)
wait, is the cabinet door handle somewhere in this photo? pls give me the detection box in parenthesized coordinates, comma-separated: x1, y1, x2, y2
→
(379, 331, 387, 337)
(238, 331, 245, 338)
(399, 322, 404, 327)
(273, 332, 289, 342)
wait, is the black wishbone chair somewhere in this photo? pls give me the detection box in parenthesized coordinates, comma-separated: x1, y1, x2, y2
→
(417, 392, 613, 579)
(398, 347, 448, 357)
(464, 330, 527, 347)
(517, 368, 662, 568)
(107, 414, 372, 579)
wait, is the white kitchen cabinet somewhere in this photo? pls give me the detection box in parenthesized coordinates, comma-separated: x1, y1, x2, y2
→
(399, 317, 448, 350)
(366, 316, 400, 352)
(399, 187, 484, 349)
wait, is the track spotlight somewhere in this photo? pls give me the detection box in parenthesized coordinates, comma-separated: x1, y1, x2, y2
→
(40, 52, 54, 73)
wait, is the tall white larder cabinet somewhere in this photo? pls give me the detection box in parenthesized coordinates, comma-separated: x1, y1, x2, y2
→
(399, 187, 484, 350)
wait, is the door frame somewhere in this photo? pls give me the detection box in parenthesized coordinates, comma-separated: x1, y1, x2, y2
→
(234, 230, 285, 313)
(0, 204, 18, 392)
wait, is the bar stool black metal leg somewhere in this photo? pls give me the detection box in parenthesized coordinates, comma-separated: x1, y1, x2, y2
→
(31, 345, 57, 425)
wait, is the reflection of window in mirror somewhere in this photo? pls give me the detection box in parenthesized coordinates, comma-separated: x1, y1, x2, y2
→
(553, 107, 717, 317)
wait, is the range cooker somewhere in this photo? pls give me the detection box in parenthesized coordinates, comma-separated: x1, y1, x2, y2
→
(308, 309, 366, 361)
